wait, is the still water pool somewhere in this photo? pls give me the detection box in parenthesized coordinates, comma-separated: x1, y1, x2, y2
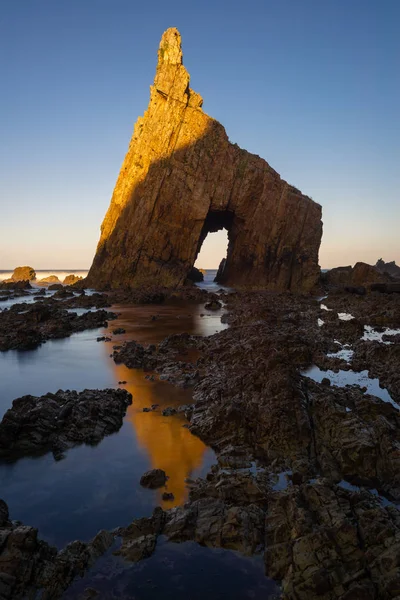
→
(0, 297, 227, 548)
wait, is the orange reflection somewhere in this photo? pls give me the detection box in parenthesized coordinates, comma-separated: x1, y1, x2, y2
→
(110, 358, 207, 509)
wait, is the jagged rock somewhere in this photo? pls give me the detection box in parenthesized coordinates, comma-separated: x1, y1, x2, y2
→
(0, 280, 31, 291)
(0, 499, 114, 599)
(63, 274, 83, 285)
(186, 266, 204, 283)
(85, 28, 322, 292)
(214, 258, 226, 283)
(139, 469, 168, 488)
(0, 388, 132, 460)
(325, 261, 392, 289)
(0, 299, 117, 351)
(375, 258, 400, 279)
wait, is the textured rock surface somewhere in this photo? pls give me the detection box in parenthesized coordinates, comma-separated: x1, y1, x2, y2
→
(0, 499, 113, 600)
(0, 388, 132, 460)
(8, 266, 36, 282)
(325, 262, 392, 289)
(375, 258, 400, 279)
(0, 299, 116, 351)
(139, 468, 168, 489)
(86, 28, 322, 292)
(63, 274, 83, 285)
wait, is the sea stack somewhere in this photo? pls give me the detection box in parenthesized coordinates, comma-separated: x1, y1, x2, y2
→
(86, 28, 322, 291)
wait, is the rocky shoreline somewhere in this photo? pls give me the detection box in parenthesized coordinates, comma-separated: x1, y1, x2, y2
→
(0, 286, 399, 598)
(0, 388, 132, 461)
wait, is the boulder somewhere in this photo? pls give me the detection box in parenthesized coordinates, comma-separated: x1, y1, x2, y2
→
(205, 299, 222, 310)
(10, 266, 36, 281)
(63, 274, 83, 285)
(37, 275, 61, 286)
(48, 283, 64, 290)
(140, 469, 168, 489)
(186, 266, 204, 283)
(85, 28, 322, 292)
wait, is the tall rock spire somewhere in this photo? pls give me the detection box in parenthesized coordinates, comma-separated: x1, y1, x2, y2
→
(86, 28, 322, 292)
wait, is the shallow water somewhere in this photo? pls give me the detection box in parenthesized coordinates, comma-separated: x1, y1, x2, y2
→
(0, 273, 228, 549)
(362, 325, 400, 343)
(62, 538, 280, 600)
(303, 365, 399, 409)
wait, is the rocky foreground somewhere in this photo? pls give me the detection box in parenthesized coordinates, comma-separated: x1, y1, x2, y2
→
(112, 289, 400, 599)
(1, 288, 400, 599)
(0, 292, 115, 351)
(0, 388, 132, 461)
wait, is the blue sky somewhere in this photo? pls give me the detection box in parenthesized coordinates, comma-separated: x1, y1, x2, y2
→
(0, 0, 398, 269)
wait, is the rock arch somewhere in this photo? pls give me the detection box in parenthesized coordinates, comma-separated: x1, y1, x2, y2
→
(86, 28, 322, 292)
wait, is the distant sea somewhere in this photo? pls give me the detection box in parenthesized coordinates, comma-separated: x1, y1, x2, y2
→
(0, 270, 89, 283)
(0, 267, 328, 284)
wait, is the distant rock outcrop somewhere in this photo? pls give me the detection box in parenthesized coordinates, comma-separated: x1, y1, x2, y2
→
(324, 261, 393, 290)
(37, 275, 61, 286)
(86, 28, 322, 292)
(375, 258, 400, 279)
(63, 274, 83, 285)
(9, 266, 36, 282)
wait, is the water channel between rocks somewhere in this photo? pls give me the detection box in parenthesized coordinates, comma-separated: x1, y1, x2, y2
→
(0, 287, 227, 549)
(0, 272, 281, 598)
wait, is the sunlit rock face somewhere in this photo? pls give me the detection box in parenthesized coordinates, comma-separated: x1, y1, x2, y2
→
(86, 28, 322, 291)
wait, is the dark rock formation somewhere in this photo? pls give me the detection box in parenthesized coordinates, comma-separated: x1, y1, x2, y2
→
(109, 289, 400, 598)
(370, 282, 400, 293)
(86, 28, 322, 292)
(325, 261, 392, 289)
(0, 388, 132, 460)
(375, 258, 400, 279)
(186, 266, 204, 283)
(0, 499, 114, 599)
(0, 300, 116, 351)
(3, 288, 399, 598)
(113, 333, 204, 387)
(214, 258, 226, 282)
(48, 283, 63, 290)
(0, 280, 31, 292)
(205, 299, 222, 310)
(140, 469, 168, 488)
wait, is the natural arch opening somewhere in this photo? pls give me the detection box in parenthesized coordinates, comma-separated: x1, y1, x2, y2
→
(194, 229, 228, 269)
(192, 210, 233, 283)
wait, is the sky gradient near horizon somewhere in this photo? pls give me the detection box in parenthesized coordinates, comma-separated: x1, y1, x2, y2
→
(1, 0, 399, 270)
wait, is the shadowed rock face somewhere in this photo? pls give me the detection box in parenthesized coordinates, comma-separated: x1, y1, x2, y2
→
(86, 28, 322, 292)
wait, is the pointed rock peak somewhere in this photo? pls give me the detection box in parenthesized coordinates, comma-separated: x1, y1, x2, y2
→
(158, 28, 183, 66)
(154, 28, 189, 101)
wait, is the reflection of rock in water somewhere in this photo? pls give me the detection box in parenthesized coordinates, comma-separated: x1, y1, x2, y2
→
(111, 361, 207, 509)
